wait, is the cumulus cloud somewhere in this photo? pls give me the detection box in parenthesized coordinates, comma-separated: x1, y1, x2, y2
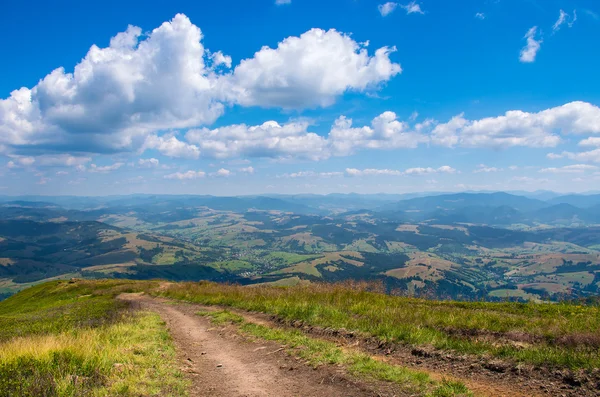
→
(540, 164, 598, 173)
(520, 27, 542, 63)
(186, 121, 328, 161)
(164, 170, 206, 180)
(0, 15, 225, 156)
(222, 28, 401, 108)
(328, 111, 427, 155)
(378, 2, 398, 16)
(138, 158, 160, 167)
(579, 137, 600, 147)
(475, 12, 485, 20)
(0, 14, 400, 158)
(212, 168, 232, 177)
(431, 101, 600, 149)
(143, 134, 200, 159)
(181, 101, 600, 161)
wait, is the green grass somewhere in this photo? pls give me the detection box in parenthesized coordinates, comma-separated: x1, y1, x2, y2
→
(200, 310, 471, 397)
(265, 251, 322, 265)
(211, 260, 254, 272)
(0, 280, 187, 396)
(0, 280, 129, 341)
(156, 281, 600, 370)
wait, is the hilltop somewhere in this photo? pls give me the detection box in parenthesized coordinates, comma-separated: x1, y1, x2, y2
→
(0, 279, 598, 396)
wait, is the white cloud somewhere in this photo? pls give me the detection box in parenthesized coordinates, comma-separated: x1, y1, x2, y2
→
(223, 28, 401, 108)
(143, 134, 200, 159)
(437, 165, 457, 174)
(346, 168, 402, 177)
(520, 27, 542, 63)
(405, 166, 456, 175)
(328, 111, 427, 155)
(473, 164, 502, 173)
(6, 156, 35, 168)
(378, 2, 397, 16)
(508, 165, 519, 171)
(553, 10, 568, 32)
(181, 101, 600, 161)
(400, 1, 424, 14)
(6, 154, 91, 169)
(345, 166, 454, 177)
(56, 171, 69, 176)
(547, 149, 600, 163)
(275, 0, 291, 4)
(164, 170, 206, 180)
(475, 12, 485, 20)
(0, 14, 225, 156)
(209, 51, 232, 69)
(540, 164, 598, 173)
(239, 166, 255, 174)
(88, 162, 124, 173)
(212, 168, 232, 177)
(579, 137, 600, 147)
(186, 120, 328, 161)
(431, 101, 600, 149)
(280, 171, 343, 178)
(553, 9, 577, 32)
(138, 158, 160, 167)
(0, 14, 400, 157)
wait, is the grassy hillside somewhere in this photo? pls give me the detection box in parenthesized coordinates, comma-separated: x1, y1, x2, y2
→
(0, 280, 186, 396)
(1, 279, 599, 396)
(154, 280, 600, 370)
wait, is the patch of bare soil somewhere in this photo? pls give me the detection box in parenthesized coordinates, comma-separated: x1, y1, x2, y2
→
(267, 318, 600, 397)
(119, 293, 401, 397)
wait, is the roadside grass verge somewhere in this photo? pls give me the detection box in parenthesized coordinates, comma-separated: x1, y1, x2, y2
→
(0, 279, 157, 341)
(198, 309, 472, 397)
(0, 280, 187, 396)
(157, 281, 600, 370)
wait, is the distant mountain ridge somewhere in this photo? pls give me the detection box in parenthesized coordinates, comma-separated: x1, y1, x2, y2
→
(2, 191, 600, 226)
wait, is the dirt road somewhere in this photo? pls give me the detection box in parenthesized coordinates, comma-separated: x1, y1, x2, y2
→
(120, 294, 591, 397)
(120, 293, 390, 397)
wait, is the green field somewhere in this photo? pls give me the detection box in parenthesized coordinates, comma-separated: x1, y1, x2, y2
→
(0, 280, 187, 396)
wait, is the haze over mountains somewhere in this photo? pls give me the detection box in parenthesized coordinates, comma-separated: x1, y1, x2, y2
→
(3, 191, 600, 225)
(1, 190, 600, 302)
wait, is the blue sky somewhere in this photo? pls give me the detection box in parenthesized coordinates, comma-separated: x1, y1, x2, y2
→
(1, 0, 600, 196)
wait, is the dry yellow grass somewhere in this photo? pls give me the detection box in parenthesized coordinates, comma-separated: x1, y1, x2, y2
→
(278, 251, 364, 277)
(0, 311, 188, 396)
(395, 224, 420, 233)
(0, 258, 14, 266)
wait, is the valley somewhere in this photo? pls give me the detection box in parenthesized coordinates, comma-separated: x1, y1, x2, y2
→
(1, 192, 600, 302)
